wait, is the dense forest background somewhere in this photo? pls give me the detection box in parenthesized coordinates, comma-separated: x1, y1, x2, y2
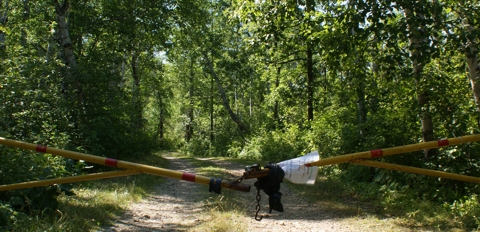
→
(1, 0, 480, 228)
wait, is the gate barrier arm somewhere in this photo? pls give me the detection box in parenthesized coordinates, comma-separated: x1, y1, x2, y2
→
(351, 159, 480, 184)
(301, 134, 480, 184)
(0, 170, 141, 191)
(0, 137, 250, 193)
(306, 134, 480, 167)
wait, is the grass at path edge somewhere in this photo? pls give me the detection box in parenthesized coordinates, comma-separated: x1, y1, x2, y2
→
(6, 151, 169, 232)
(9, 152, 479, 231)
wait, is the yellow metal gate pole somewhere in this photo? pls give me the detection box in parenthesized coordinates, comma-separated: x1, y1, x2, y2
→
(0, 137, 250, 192)
(0, 170, 141, 191)
(306, 134, 480, 167)
(350, 159, 480, 184)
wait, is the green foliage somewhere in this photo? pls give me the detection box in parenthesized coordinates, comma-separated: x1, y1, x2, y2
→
(235, 125, 313, 161)
(445, 194, 480, 229)
(0, 202, 30, 230)
(1, 0, 480, 230)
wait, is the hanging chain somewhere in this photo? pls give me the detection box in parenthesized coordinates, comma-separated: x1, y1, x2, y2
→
(254, 187, 263, 221)
(234, 173, 245, 183)
(236, 164, 266, 221)
(235, 171, 263, 221)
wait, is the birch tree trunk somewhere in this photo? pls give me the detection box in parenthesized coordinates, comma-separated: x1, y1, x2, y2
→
(404, 7, 436, 160)
(53, 0, 85, 121)
(459, 13, 480, 123)
(357, 75, 367, 125)
(53, 0, 76, 68)
(210, 72, 215, 142)
(203, 51, 249, 135)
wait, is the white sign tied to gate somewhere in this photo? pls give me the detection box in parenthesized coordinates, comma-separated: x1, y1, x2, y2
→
(277, 151, 319, 185)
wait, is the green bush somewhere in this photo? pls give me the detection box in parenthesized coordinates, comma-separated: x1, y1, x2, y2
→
(0, 202, 30, 230)
(237, 125, 312, 162)
(445, 194, 480, 229)
(182, 136, 213, 157)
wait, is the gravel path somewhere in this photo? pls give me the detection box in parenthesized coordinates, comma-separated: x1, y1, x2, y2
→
(103, 155, 415, 232)
(103, 155, 210, 231)
(199, 158, 411, 232)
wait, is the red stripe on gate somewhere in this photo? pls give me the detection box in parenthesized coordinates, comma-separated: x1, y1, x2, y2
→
(36, 145, 47, 153)
(105, 158, 119, 167)
(370, 149, 383, 158)
(182, 173, 196, 182)
(305, 163, 312, 167)
(437, 139, 449, 147)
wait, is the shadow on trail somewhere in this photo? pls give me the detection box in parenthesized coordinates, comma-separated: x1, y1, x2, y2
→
(100, 153, 213, 232)
(198, 158, 373, 222)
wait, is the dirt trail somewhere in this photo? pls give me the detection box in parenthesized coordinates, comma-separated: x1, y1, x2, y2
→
(103, 155, 210, 231)
(200, 158, 410, 232)
(104, 155, 414, 232)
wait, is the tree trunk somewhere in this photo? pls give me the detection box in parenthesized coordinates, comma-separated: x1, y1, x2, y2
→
(249, 72, 253, 117)
(306, 0, 315, 121)
(306, 44, 314, 121)
(185, 56, 194, 142)
(466, 48, 480, 119)
(158, 108, 164, 139)
(53, 0, 86, 121)
(46, 37, 56, 62)
(131, 51, 143, 129)
(273, 66, 281, 128)
(210, 72, 215, 143)
(203, 51, 249, 135)
(53, 0, 76, 68)
(357, 75, 367, 125)
(156, 90, 164, 140)
(404, 7, 436, 160)
(120, 52, 126, 88)
(459, 12, 480, 124)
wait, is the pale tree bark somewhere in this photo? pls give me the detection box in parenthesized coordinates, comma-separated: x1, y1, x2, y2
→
(356, 75, 367, 125)
(53, 0, 76, 68)
(46, 37, 56, 62)
(120, 52, 126, 88)
(457, 10, 480, 122)
(249, 72, 253, 117)
(53, 0, 85, 120)
(370, 62, 379, 113)
(210, 72, 214, 143)
(404, 7, 436, 160)
(466, 42, 480, 114)
(203, 51, 249, 135)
